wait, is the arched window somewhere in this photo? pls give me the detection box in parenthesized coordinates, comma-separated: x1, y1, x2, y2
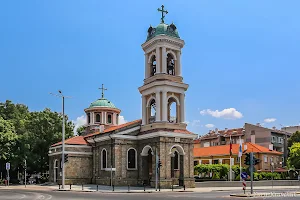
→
(150, 56, 156, 76)
(116, 114, 119, 125)
(101, 149, 107, 169)
(107, 114, 112, 124)
(167, 53, 175, 75)
(96, 113, 101, 123)
(87, 113, 91, 124)
(127, 148, 137, 169)
(149, 99, 156, 123)
(168, 97, 178, 123)
(174, 151, 179, 170)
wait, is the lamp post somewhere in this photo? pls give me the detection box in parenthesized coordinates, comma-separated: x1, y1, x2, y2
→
(50, 90, 70, 189)
(271, 162, 274, 192)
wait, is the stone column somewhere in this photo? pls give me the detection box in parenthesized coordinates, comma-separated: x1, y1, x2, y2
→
(162, 91, 167, 121)
(156, 47, 161, 73)
(209, 159, 212, 164)
(199, 160, 202, 165)
(162, 47, 167, 74)
(177, 51, 181, 76)
(145, 53, 149, 78)
(91, 112, 94, 124)
(219, 158, 223, 164)
(104, 112, 107, 124)
(112, 113, 116, 125)
(180, 94, 185, 122)
(155, 91, 161, 121)
(142, 96, 146, 125)
(101, 112, 104, 124)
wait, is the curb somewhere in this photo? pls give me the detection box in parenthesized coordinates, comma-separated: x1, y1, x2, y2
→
(54, 189, 194, 193)
(230, 194, 254, 197)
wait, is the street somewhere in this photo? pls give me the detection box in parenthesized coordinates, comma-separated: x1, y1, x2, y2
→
(0, 189, 299, 200)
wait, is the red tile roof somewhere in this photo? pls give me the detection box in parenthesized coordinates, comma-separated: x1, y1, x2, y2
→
(199, 128, 244, 141)
(84, 119, 142, 138)
(194, 142, 282, 157)
(51, 136, 89, 147)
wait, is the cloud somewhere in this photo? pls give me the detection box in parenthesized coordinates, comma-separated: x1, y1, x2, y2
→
(200, 108, 243, 119)
(264, 118, 276, 123)
(185, 121, 190, 124)
(118, 115, 127, 125)
(191, 120, 201, 127)
(205, 124, 215, 128)
(73, 115, 86, 135)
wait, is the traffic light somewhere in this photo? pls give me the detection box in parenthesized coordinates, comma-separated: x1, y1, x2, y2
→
(253, 156, 260, 165)
(158, 159, 162, 168)
(64, 154, 69, 163)
(244, 153, 250, 165)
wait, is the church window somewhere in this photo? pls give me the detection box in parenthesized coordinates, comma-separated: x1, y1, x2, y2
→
(127, 148, 137, 169)
(167, 53, 175, 75)
(87, 113, 91, 124)
(116, 114, 119, 125)
(168, 97, 178, 123)
(101, 149, 107, 169)
(107, 114, 112, 124)
(174, 151, 179, 170)
(149, 99, 156, 123)
(96, 113, 101, 123)
(150, 55, 156, 76)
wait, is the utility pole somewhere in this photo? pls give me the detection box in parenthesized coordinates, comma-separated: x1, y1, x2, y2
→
(50, 90, 70, 190)
(24, 159, 27, 188)
(250, 152, 253, 194)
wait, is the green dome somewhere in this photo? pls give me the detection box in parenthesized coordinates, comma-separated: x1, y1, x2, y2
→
(146, 23, 180, 41)
(89, 98, 116, 108)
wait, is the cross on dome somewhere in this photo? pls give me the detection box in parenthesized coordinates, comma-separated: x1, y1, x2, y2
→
(98, 84, 107, 98)
(157, 5, 168, 23)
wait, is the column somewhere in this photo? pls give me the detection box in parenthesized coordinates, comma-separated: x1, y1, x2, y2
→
(162, 47, 167, 74)
(112, 113, 116, 125)
(156, 47, 161, 73)
(162, 91, 167, 121)
(177, 51, 181, 76)
(219, 158, 223, 164)
(91, 112, 94, 124)
(142, 96, 146, 125)
(104, 112, 107, 124)
(180, 93, 185, 122)
(155, 91, 161, 121)
(199, 160, 202, 165)
(209, 159, 212, 164)
(145, 53, 149, 78)
(101, 112, 104, 124)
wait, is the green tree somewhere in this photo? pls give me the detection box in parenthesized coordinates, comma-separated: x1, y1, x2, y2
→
(288, 131, 300, 148)
(76, 125, 86, 136)
(0, 117, 18, 160)
(288, 142, 300, 169)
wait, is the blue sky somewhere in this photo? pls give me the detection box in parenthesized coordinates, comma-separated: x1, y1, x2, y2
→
(1, 1, 300, 135)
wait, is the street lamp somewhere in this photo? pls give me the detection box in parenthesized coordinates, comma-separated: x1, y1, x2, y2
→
(50, 90, 71, 189)
(271, 161, 274, 191)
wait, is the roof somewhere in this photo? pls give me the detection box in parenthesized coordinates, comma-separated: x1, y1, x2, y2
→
(199, 128, 245, 141)
(84, 119, 142, 138)
(146, 23, 180, 41)
(51, 136, 89, 147)
(89, 98, 116, 109)
(194, 142, 283, 158)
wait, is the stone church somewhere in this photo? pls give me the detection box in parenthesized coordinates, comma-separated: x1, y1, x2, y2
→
(49, 6, 197, 188)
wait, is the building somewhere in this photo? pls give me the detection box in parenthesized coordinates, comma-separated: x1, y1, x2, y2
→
(48, 6, 197, 188)
(281, 125, 300, 134)
(195, 123, 291, 166)
(194, 143, 283, 172)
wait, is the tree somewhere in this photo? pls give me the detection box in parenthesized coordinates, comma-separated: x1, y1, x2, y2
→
(288, 142, 300, 169)
(288, 131, 300, 148)
(76, 125, 86, 136)
(0, 117, 18, 160)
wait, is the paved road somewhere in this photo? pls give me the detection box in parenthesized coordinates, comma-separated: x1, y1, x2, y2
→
(0, 189, 299, 200)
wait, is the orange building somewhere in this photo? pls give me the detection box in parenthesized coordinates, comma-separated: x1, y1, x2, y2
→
(194, 143, 283, 171)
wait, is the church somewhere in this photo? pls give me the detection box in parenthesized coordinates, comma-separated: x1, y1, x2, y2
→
(48, 6, 197, 188)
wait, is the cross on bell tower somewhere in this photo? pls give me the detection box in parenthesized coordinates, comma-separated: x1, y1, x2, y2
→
(157, 5, 168, 23)
(99, 84, 107, 98)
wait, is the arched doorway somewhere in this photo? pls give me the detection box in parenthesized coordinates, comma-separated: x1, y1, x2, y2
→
(170, 145, 185, 186)
(141, 145, 154, 185)
(54, 159, 58, 183)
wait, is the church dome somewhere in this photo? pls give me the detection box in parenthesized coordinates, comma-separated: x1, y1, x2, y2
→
(146, 22, 180, 41)
(89, 98, 116, 109)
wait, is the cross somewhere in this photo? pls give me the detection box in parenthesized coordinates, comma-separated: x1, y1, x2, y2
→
(99, 84, 107, 98)
(157, 5, 168, 23)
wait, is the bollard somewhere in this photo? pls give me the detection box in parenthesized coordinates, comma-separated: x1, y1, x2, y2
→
(97, 185, 98, 191)
(82, 184, 83, 190)
(159, 183, 160, 191)
(112, 185, 114, 192)
(128, 184, 130, 192)
(172, 184, 173, 191)
(58, 184, 60, 189)
(70, 184, 71, 190)
(183, 185, 185, 191)
(144, 184, 146, 192)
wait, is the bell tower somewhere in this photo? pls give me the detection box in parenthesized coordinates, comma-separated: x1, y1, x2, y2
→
(139, 5, 188, 132)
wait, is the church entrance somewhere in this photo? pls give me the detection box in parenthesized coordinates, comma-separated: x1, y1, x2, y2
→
(141, 145, 154, 186)
(170, 145, 184, 186)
